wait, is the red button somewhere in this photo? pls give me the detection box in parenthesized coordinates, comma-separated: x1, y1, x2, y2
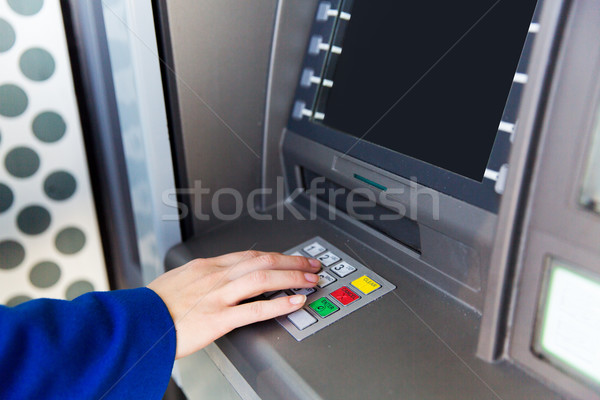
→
(330, 286, 360, 306)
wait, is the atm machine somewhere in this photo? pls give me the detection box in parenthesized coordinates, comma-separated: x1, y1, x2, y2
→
(155, 0, 600, 399)
(62, 0, 600, 398)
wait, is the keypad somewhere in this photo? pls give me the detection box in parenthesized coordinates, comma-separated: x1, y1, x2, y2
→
(271, 237, 396, 341)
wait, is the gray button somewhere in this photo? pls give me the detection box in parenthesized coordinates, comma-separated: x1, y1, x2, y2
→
(291, 287, 316, 296)
(303, 242, 326, 257)
(331, 262, 357, 278)
(317, 271, 336, 288)
(287, 308, 317, 330)
(316, 251, 340, 267)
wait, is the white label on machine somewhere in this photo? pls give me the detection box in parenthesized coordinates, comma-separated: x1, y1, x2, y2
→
(538, 263, 600, 385)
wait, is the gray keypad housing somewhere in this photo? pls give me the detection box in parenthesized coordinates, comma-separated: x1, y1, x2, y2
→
(270, 237, 396, 341)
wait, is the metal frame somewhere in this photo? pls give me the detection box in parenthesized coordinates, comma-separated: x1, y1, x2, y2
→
(153, 0, 280, 235)
(476, 0, 568, 361)
(151, 0, 195, 240)
(60, 0, 143, 289)
(261, 0, 320, 210)
(508, 1, 600, 398)
(101, 0, 182, 283)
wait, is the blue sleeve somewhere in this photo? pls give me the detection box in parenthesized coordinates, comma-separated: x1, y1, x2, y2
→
(0, 287, 177, 400)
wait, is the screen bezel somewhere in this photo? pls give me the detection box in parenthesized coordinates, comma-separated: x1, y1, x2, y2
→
(288, 117, 504, 212)
(286, 0, 542, 213)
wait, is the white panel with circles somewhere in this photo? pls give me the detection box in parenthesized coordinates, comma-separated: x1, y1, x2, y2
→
(0, 0, 109, 306)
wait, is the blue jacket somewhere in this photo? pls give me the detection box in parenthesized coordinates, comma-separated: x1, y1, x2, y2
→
(0, 288, 176, 399)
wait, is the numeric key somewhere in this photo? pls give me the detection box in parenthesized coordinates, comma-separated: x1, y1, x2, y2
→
(316, 251, 341, 266)
(303, 242, 327, 257)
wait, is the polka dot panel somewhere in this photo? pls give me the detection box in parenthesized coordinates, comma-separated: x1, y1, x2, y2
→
(29, 261, 61, 288)
(20, 47, 56, 81)
(0, 84, 28, 117)
(0, 240, 25, 270)
(55, 227, 86, 255)
(0, 18, 16, 53)
(44, 170, 77, 201)
(0, 1, 109, 304)
(7, 0, 44, 16)
(6, 295, 32, 307)
(0, 182, 14, 212)
(5, 146, 40, 178)
(66, 280, 95, 301)
(33, 111, 66, 143)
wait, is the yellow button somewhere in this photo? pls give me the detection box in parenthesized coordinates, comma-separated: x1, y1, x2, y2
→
(351, 275, 381, 295)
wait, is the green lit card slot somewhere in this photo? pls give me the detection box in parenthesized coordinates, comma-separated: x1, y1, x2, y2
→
(353, 174, 387, 191)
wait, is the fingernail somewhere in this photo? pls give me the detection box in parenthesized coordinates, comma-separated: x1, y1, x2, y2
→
(308, 258, 321, 268)
(304, 273, 319, 283)
(290, 295, 306, 305)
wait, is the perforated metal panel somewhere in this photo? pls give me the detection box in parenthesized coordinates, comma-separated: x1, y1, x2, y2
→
(0, 0, 109, 305)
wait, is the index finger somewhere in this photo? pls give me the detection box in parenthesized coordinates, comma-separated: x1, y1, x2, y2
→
(224, 295, 307, 330)
(224, 253, 320, 280)
(206, 250, 265, 267)
(219, 269, 318, 305)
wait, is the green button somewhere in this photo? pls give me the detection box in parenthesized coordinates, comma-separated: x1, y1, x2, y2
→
(309, 297, 339, 318)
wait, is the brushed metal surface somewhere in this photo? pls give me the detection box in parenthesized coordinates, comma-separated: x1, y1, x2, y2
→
(162, 0, 279, 233)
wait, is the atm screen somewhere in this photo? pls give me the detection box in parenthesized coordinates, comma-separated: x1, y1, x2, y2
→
(320, 0, 538, 182)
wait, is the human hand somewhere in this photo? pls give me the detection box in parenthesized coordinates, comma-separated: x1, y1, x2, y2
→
(147, 250, 320, 359)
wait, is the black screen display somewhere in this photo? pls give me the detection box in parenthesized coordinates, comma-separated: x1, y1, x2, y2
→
(321, 0, 538, 181)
